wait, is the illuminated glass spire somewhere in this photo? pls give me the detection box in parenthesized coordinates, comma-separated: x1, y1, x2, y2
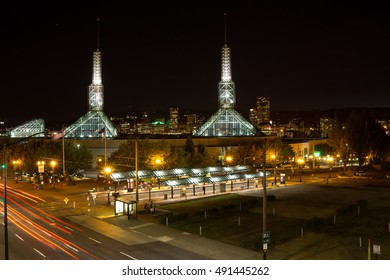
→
(193, 13, 258, 137)
(88, 49, 104, 111)
(65, 18, 117, 138)
(218, 44, 235, 109)
(89, 17, 103, 111)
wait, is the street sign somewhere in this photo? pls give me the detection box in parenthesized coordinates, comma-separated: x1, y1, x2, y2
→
(63, 197, 69, 205)
(262, 231, 271, 244)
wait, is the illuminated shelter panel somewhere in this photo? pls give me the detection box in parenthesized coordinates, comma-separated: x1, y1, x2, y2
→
(64, 110, 118, 138)
(193, 108, 259, 137)
(10, 119, 45, 138)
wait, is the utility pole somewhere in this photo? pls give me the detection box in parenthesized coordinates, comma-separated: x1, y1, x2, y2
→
(135, 139, 139, 202)
(262, 140, 267, 260)
(62, 125, 65, 177)
(2, 144, 9, 260)
(2, 131, 45, 260)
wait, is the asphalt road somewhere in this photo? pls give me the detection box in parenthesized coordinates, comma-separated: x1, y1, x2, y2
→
(0, 183, 210, 260)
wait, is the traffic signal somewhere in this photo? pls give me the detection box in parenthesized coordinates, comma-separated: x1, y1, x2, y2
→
(1, 163, 6, 169)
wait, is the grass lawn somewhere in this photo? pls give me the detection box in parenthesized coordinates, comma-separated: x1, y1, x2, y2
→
(157, 193, 305, 251)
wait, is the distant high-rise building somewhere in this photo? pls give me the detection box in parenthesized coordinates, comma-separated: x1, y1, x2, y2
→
(320, 117, 335, 138)
(193, 14, 258, 137)
(249, 108, 258, 127)
(256, 96, 271, 124)
(64, 19, 117, 138)
(169, 107, 179, 130)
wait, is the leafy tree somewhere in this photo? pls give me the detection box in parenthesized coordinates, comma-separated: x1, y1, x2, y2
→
(366, 120, 390, 164)
(109, 138, 217, 170)
(345, 110, 370, 167)
(183, 136, 195, 156)
(230, 138, 293, 166)
(326, 116, 349, 171)
(63, 140, 93, 174)
(109, 139, 172, 170)
(7, 139, 92, 175)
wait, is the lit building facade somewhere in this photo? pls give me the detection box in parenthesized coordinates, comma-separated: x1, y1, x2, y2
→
(169, 107, 179, 130)
(10, 119, 45, 138)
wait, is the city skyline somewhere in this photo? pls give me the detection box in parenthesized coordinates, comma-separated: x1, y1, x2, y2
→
(2, 1, 390, 127)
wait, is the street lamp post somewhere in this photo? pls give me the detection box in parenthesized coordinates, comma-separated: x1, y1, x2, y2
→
(104, 166, 113, 203)
(2, 145, 9, 260)
(327, 156, 334, 178)
(2, 132, 45, 260)
(155, 158, 162, 190)
(297, 158, 304, 182)
(270, 154, 277, 186)
(50, 161, 57, 189)
(12, 160, 21, 183)
(261, 141, 267, 260)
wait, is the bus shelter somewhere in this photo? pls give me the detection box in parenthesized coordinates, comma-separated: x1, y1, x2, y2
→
(114, 199, 137, 219)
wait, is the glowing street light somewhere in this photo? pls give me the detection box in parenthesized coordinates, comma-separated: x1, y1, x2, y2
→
(225, 155, 233, 166)
(104, 166, 112, 175)
(51, 160, 57, 188)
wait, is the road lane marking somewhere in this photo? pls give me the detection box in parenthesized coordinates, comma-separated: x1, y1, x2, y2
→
(120, 251, 137, 260)
(15, 234, 24, 241)
(33, 248, 46, 258)
(65, 226, 74, 232)
(88, 237, 102, 244)
(64, 243, 79, 252)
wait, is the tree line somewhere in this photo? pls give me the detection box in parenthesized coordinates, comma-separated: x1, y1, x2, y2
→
(4, 139, 92, 176)
(108, 136, 295, 171)
(326, 109, 390, 169)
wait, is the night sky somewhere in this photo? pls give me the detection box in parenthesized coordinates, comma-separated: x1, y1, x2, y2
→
(2, 1, 390, 127)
